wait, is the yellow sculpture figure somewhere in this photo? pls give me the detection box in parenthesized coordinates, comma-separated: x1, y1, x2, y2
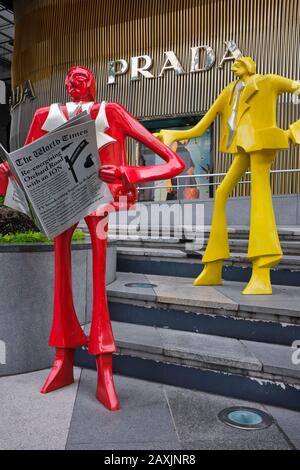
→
(157, 57, 300, 295)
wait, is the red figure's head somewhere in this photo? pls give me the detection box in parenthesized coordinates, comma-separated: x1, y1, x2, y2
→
(65, 66, 96, 102)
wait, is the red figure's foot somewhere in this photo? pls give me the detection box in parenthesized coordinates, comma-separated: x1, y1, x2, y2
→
(41, 348, 75, 394)
(95, 354, 119, 411)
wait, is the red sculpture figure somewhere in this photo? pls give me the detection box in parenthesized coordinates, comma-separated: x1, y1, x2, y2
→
(0, 66, 184, 411)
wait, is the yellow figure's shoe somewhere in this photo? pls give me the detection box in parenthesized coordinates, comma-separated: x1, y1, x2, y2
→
(242, 265, 272, 295)
(193, 260, 223, 286)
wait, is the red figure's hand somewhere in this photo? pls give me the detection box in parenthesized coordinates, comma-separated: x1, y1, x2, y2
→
(99, 165, 127, 184)
(0, 162, 10, 196)
(0, 161, 10, 176)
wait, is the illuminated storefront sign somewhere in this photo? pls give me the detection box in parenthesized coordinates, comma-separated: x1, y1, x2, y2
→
(108, 40, 243, 85)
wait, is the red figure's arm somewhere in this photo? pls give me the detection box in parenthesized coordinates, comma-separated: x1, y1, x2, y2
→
(106, 103, 185, 185)
(25, 108, 49, 145)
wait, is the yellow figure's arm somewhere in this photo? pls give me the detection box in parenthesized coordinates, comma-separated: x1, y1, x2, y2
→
(270, 74, 300, 94)
(155, 87, 229, 146)
(270, 75, 300, 145)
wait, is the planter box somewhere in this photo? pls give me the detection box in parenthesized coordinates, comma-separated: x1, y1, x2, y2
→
(0, 240, 117, 376)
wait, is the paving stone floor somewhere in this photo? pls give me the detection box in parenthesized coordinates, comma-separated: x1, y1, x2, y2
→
(0, 368, 299, 450)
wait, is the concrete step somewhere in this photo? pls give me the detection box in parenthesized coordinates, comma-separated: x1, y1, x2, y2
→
(109, 322, 300, 382)
(80, 223, 300, 242)
(219, 239, 300, 255)
(117, 245, 300, 267)
(105, 272, 300, 347)
(76, 320, 300, 411)
(110, 236, 184, 247)
(112, 236, 300, 254)
(117, 247, 300, 287)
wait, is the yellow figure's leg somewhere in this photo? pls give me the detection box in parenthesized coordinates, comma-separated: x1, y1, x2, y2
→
(193, 259, 223, 286)
(194, 154, 250, 286)
(242, 261, 272, 295)
(243, 151, 283, 295)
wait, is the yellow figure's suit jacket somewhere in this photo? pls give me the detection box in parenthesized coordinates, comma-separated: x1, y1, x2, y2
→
(182, 74, 300, 153)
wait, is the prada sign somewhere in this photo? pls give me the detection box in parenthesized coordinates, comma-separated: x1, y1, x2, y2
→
(10, 41, 243, 109)
(108, 40, 243, 85)
(9, 80, 35, 110)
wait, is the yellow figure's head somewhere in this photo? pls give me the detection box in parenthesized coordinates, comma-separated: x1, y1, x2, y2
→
(231, 57, 256, 78)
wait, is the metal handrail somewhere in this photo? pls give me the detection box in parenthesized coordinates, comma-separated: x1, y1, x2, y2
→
(137, 168, 300, 191)
(174, 168, 300, 178)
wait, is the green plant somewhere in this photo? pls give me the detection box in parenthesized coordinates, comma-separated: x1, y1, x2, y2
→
(72, 229, 86, 242)
(0, 229, 85, 244)
(0, 199, 86, 243)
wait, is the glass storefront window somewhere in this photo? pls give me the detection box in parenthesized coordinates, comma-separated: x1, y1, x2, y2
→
(135, 116, 213, 202)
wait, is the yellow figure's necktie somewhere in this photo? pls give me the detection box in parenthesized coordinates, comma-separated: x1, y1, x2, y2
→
(227, 80, 245, 148)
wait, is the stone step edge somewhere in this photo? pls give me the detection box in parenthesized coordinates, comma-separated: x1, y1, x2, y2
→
(111, 237, 300, 246)
(81, 226, 300, 242)
(117, 248, 300, 267)
(106, 225, 300, 236)
(83, 321, 300, 385)
(108, 231, 300, 240)
(107, 288, 300, 325)
(109, 236, 300, 246)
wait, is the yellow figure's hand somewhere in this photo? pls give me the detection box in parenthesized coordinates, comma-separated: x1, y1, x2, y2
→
(153, 132, 162, 142)
(289, 119, 300, 145)
(154, 129, 176, 146)
(293, 81, 300, 92)
(291, 81, 300, 102)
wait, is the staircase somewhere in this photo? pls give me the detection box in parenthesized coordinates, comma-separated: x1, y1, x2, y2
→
(113, 225, 300, 286)
(76, 225, 300, 411)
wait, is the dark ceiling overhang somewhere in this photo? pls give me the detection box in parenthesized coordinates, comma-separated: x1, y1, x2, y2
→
(0, 1, 13, 81)
(1, 0, 13, 10)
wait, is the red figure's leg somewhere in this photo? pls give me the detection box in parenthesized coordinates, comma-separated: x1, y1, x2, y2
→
(41, 348, 75, 394)
(85, 215, 119, 411)
(41, 224, 87, 394)
(95, 355, 119, 411)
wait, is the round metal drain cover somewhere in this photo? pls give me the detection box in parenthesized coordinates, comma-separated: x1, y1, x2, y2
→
(125, 282, 157, 288)
(218, 407, 273, 430)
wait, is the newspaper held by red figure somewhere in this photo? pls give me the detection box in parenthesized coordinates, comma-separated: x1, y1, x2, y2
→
(0, 113, 112, 239)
